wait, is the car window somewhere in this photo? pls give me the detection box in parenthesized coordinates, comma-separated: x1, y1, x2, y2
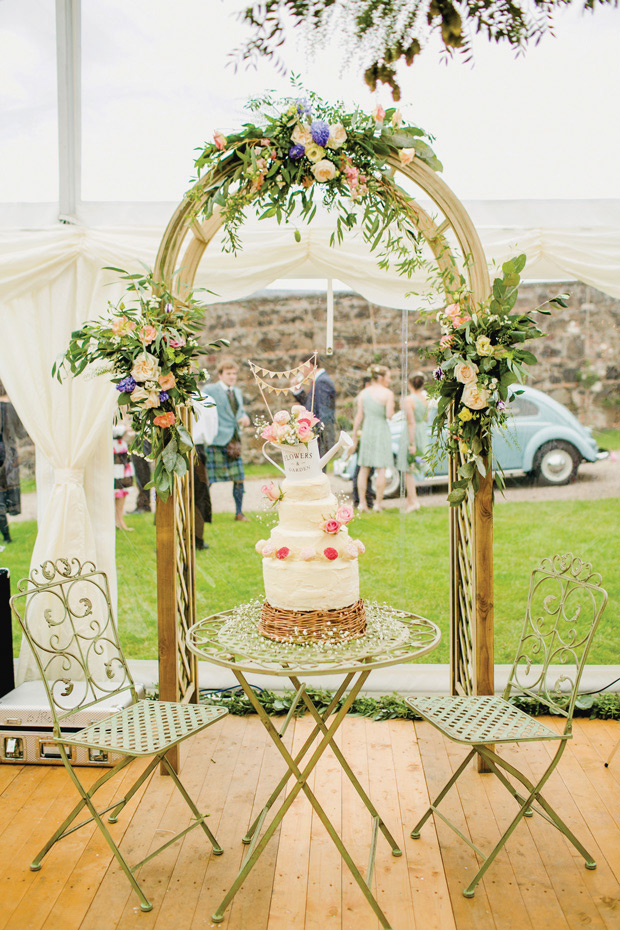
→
(508, 396, 539, 417)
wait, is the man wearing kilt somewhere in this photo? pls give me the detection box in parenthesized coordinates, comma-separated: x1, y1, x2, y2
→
(203, 358, 251, 522)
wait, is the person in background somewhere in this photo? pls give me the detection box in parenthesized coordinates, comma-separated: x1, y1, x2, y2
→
(113, 423, 134, 531)
(348, 365, 395, 512)
(0, 386, 24, 545)
(351, 374, 375, 509)
(130, 440, 152, 514)
(291, 354, 336, 459)
(203, 358, 251, 522)
(396, 372, 429, 513)
(192, 389, 218, 551)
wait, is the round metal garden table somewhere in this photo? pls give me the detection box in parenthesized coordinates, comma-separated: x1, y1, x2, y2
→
(187, 600, 441, 929)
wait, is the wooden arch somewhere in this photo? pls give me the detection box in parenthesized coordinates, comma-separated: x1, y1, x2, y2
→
(153, 157, 493, 736)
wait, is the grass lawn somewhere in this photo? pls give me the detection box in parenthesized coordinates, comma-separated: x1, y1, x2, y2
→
(593, 428, 620, 450)
(3, 496, 619, 665)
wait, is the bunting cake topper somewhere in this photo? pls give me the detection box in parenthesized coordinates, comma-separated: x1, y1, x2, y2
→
(248, 352, 318, 417)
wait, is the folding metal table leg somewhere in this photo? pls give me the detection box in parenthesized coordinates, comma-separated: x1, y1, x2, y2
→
(211, 669, 395, 929)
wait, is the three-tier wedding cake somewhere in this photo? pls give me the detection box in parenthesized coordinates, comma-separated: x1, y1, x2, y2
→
(254, 405, 366, 642)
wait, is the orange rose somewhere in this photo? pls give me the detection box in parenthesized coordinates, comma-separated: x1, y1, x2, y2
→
(153, 411, 176, 428)
(158, 372, 176, 390)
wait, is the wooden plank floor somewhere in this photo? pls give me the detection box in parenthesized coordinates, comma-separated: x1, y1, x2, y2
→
(1, 715, 619, 930)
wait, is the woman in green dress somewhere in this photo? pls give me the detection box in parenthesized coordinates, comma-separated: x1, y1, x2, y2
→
(349, 365, 395, 512)
(396, 372, 429, 512)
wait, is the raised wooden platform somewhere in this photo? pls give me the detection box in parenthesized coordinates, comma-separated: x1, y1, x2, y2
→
(0, 715, 619, 930)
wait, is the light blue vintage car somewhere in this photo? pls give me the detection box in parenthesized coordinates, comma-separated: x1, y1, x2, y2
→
(333, 384, 607, 496)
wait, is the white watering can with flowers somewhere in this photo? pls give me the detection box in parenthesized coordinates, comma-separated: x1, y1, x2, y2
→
(263, 429, 353, 481)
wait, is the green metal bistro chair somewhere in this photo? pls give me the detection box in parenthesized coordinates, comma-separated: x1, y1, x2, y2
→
(10, 558, 227, 913)
(407, 552, 608, 899)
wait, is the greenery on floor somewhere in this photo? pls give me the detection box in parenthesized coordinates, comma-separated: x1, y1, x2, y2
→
(3, 496, 619, 664)
(196, 686, 620, 721)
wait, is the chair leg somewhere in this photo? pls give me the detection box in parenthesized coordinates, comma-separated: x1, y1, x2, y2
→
(108, 755, 160, 822)
(160, 753, 223, 855)
(411, 748, 476, 839)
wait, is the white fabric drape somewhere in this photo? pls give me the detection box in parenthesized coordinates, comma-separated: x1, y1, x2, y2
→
(0, 244, 121, 681)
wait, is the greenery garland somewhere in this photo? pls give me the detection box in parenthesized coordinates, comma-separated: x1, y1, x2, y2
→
(189, 84, 441, 278)
(53, 268, 227, 501)
(195, 686, 620, 721)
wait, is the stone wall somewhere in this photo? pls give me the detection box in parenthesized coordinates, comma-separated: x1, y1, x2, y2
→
(200, 282, 620, 460)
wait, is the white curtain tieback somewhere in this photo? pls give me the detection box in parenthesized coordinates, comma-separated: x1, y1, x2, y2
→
(54, 468, 85, 486)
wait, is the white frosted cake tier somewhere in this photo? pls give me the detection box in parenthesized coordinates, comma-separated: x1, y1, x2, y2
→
(255, 474, 364, 612)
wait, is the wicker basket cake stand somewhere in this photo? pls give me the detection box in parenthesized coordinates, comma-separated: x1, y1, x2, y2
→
(187, 601, 441, 929)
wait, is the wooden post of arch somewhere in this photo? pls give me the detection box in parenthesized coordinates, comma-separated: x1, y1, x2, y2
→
(153, 158, 494, 769)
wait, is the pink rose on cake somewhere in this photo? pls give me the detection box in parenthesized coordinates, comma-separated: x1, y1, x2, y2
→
(353, 539, 365, 554)
(322, 518, 341, 535)
(276, 547, 290, 560)
(323, 547, 339, 561)
(335, 505, 354, 525)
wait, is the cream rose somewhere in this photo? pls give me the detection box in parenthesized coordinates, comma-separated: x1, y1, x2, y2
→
(305, 143, 326, 163)
(131, 352, 161, 383)
(399, 148, 415, 166)
(454, 361, 479, 384)
(461, 382, 489, 410)
(326, 123, 347, 149)
(311, 159, 337, 183)
(291, 123, 313, 147)
(130, 386, 160, 409)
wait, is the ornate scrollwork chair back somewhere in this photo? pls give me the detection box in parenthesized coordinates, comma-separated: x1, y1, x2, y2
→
(10, 558, 138, 738)
(504, 553, 608, 724)
(10, 558, 227, 913)
(406, 553, 608, 899)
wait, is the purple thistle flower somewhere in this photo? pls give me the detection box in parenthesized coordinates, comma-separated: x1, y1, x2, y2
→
(116, 376, 137, 393)
(288, 144, 305, 160)
(433, 367, 444, 381)
(310, 120, 330, 146)
(159, 391, 169, 402)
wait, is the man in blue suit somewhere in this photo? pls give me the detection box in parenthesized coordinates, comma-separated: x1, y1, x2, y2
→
(291, 355, 336, 460)
(203, 358, 251, 521)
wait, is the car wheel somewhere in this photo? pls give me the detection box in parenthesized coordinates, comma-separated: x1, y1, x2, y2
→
(532, 441, 581, 485)
(371, 464, 402, 499)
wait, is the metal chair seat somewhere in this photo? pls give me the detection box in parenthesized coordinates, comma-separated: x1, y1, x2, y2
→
(410, 694, 563, 745)
(64, 701, 227, 756)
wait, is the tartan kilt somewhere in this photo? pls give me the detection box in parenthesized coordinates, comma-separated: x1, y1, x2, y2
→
(206, 445, 245, 483)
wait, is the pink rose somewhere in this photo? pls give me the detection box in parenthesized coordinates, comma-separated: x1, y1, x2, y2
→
(323, 547, 339, 561)
(213, 130, 227, 151)
(111, 315, 135, 336)
(373, 104, 386, 123)
(158, 372, 176, 390)
(261, 424, 277, 441)
(454, 361, 479, 384)
(296, 423, 312, 441)
(335, 505, 354, 525)
(276, 547, 290, 560)
(153, 411, 176, 428)
(261, 482, 280, 502)
(169, 335, 186, 348)
(299, 547, 316, 561)
(297, 408, 320, 427)
(323, 519, 341, 535)
(274, 410, 290, 424)
(440, 334, 454, 349)
(139, 325, 157, 344)
(399, 148, 415, 166)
